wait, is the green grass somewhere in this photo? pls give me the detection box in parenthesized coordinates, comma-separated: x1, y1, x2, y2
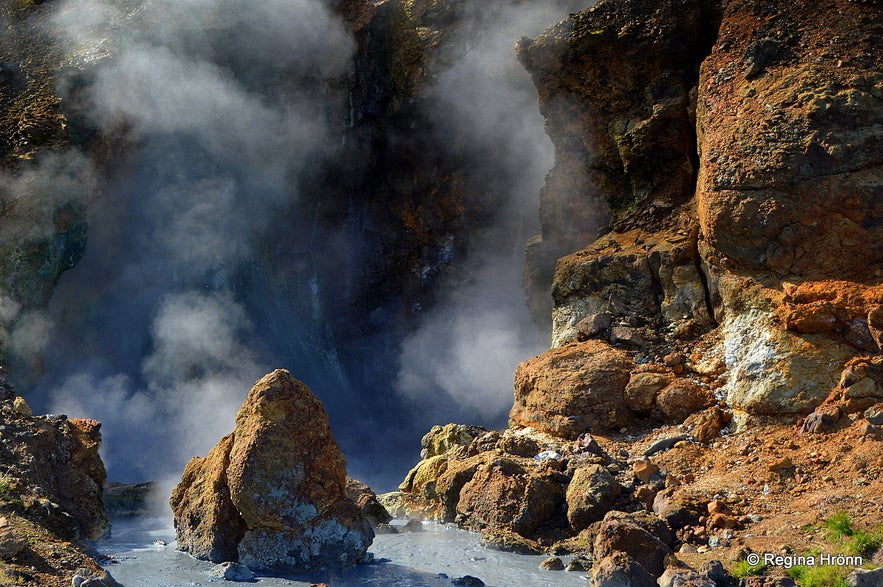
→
(733, 560, 767, 578)
(822, 511, 883, 557)
(787, 565, 849, 587)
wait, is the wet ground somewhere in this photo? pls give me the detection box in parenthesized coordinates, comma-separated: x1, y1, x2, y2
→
(98, 517, 590, 587)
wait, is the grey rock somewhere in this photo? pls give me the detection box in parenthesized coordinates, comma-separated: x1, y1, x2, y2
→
(644, 434, 692, 456)
(71, 568, 119, 587)
(865, 404, 883, 426)
(657, 567, 716, 587)
(540, 556, 565, 570)
(847, 567, 883, 587)
(208, 562, 255, 582)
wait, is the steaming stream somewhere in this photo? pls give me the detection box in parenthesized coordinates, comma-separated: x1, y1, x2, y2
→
(100, 517, 589, 586)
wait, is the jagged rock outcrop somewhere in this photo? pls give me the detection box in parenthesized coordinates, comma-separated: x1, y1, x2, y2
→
(170, 369, 373, 574)
(0, 382, 107, 541)
(0, 369, 113, 586)
(516, 0, 722, 323)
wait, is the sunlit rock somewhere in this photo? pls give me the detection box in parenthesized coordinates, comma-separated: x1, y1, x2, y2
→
(170, 369, 373, 574)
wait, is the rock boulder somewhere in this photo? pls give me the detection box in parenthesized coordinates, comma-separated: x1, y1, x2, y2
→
(170, 369, 373, 574)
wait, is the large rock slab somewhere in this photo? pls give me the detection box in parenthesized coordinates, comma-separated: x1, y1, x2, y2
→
(170, 369, 373, 574)
(697, 0, 883, 280)
(510, 340, 634, 439)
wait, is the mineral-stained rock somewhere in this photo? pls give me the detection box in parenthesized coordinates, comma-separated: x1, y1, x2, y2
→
(683, 407, 728, 444)
(516, 0, 722, 322)
(420, 424, 486, 459)
(0, 400, 108, 541)
(800, 408, 842, 434)
(593, 511, 674, 576)
(591, 551, 657, 587)
(170, 369, 373, 574)
(346, 478, 392, 527)
(565, 464, 621, 530)
(456, 457, 564, 539)
(510, 340, 634, 439)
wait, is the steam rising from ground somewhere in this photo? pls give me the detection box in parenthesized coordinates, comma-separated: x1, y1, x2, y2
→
(395, 0, 587, 424)
(31, 0, 354, 487)
(6, 0, 591, 492)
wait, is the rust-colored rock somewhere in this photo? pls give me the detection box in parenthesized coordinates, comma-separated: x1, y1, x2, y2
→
(510, 340, 634, 439)
(656, 380, 715, 423)
(456, 457, 564, 539)
(171, 370, 373, 574)
(696, 0, 883, 280)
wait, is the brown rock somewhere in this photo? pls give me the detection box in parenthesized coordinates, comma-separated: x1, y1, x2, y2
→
(591, 551, 657, 587)
(346, 479, 392, 527)
(510, 340, 634, 439)
(0, 526, 27, 560)
(625, 372, 672, 413)
(170, 434, 245, 563)
(594, 513, 673, 576)
(0, 404, 108, 542)
(656, 380, 715, 423)
(697, 0, 883, 281)
(576, 312, 612, 339)
(768, 456, 794, 472)
(653, 487, 704, 530)
(857, 420, 883, 440)
(171, 370, 373, 573)
(456, 458, 564, 539)
(800, 408, 842, 434)
(632, 458, 659, 483)
(566, 464, 621, 530)
(540, 556, 565, 570)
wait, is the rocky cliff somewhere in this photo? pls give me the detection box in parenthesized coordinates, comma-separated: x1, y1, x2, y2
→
(394, 0, 883, 582)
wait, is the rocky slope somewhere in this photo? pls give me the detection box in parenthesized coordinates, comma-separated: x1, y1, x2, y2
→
(393, 0, 883, 584)
(0, 369, 114, 586)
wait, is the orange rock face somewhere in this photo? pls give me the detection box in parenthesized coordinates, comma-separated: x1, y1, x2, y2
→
(170, 370, 373, 573)
(696, 0, 883, 279)
(510, 340, 634, 439)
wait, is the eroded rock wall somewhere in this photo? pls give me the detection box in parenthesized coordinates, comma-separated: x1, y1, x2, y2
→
(517, 0, 883, 425)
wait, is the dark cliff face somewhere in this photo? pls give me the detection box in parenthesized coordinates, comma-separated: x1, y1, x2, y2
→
(0, 0, 576, 487)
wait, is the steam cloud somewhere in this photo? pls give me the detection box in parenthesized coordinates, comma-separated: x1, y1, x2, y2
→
(395, 0, 588, 425)
(26, 0, 355, 491)
(7, 0, 592, 494)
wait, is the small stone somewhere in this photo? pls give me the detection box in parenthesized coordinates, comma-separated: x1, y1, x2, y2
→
(452, 575, 485, 586)
(768, 456, 794, 471)
(402, 518, 424, 532)
(865, 404, 883, 426)
(632, 458, 659, 483)
(800, 409, 841, 434)
(576, 313, 612, 338)
(857, 420, 883, 440)
(679, 543, 698, 553)
(540, 556, 565, 570)
(12, 397, 31, 417)
(209, 562, 255, 582)
(663, 352, 683, 367)
(609, 326, 646, 347)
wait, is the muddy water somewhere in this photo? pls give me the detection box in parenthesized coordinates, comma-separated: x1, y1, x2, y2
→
(99, 517, 590, 587)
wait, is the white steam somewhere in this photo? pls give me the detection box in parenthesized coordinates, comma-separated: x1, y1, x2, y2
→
(34, 0, 354, 486)
(51, 291, 266, 482)
(396, 0, 587, 423)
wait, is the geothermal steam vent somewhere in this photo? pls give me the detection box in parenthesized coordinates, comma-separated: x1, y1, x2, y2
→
(170, 369, 374, 573)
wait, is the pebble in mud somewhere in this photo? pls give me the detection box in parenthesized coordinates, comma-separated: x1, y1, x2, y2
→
(540, 556, 565, 570)
(452, 576, 485, 586)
